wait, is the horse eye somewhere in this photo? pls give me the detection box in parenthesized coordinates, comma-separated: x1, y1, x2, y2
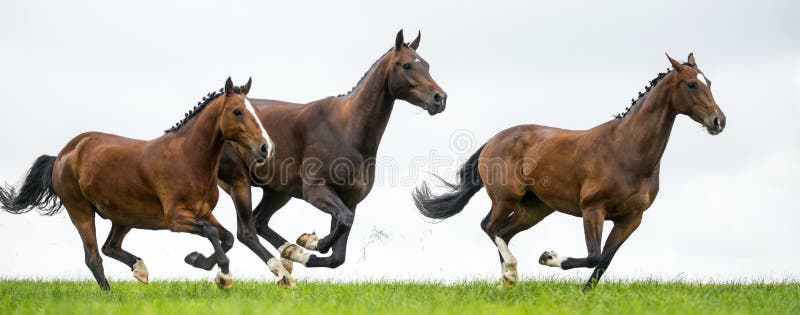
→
(402, 63, 411, 69)
(233, 108, 243, 116)
(688, 82, 697, 89)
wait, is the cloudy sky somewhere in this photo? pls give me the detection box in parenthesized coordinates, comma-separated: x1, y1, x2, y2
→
(1, 0, 798, 285)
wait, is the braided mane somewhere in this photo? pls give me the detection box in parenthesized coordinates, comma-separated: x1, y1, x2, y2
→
(165, 86, 242, 133)
(615, 69, 670, 119)
(616, 62, 701, 119)
(337, 43, 410, 97)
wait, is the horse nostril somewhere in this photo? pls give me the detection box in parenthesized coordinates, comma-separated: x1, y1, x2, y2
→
(433, 92, 442, 104)
(260, 144, 268, 153)
(713, 117, 721, 129)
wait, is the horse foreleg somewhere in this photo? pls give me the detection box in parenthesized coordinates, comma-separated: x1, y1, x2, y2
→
(169, 211, 235, 290)
(302, 217, 339, 254)
(101, 223, 149, 283)
(249, 187, 294, 274)
(184, 219, 234, 272)
(539, 208, 604, 270)
(582, 212, 643, 291)
(303, 223, 351, 268)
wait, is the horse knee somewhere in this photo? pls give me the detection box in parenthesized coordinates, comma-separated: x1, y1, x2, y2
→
(237, 229, 258, 245)
(221, 230, 234, 250)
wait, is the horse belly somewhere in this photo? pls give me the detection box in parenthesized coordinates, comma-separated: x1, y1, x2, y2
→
(94, 198, 168, 229)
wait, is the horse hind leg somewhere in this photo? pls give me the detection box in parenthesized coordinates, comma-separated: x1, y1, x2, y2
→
(101, 223, 148, 283)
(480, 198, 518, 286)
(64, 201, 110, 290)
(484, 194, 554, 286)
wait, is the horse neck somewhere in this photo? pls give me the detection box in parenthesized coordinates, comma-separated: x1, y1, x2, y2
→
(166, 99, 226, 179)
(612, 75, 678, 173)
(340, 56, 395, 156)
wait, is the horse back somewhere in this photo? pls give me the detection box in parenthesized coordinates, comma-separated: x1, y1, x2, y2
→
(53, 132, 166, 227)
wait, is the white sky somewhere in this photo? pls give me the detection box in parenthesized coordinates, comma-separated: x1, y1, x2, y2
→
(1, 0, 798, 284)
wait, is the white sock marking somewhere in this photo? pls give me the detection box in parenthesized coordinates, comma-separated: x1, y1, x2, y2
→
(494, 237, 517, 265)
(540, 251, 566, 268)
(217, 271, 233, 281)
(280, 242, 310, 265)
(303, 233, 319, 250)
(494, 237, 518, 283)
(268, 257, 292, 279)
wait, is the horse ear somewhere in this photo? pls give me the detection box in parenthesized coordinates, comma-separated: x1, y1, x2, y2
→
(224, 77, 234, 95)
(687, 52, 697, 67)
(665, 53, 682, 71)
(241, 77, 252, 95)
(409, 31, 421, 50)
(395, 29, 404, 50)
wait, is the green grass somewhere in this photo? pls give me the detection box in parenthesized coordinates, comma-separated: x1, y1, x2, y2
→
(1, 279, 798, 315)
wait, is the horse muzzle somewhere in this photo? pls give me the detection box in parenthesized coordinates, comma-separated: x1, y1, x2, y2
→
(426, 91, 447, 115)
(254, 142, 272, 164)
(705, 114, 726, 135)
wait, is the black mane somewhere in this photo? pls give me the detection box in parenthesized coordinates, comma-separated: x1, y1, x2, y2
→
(615, 69, 671, 119)
(165, 86, 241, 133)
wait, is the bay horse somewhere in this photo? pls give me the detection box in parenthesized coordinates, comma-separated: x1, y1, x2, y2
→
(413, 53, 726, 291)
(187, 30, 447, 280)
(0, 78, 278, 290)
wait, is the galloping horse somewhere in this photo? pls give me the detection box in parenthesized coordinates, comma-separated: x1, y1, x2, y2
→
(187, 30, 447, 280)
(0, 78, 276, 290)
(414, 54, 726, 291)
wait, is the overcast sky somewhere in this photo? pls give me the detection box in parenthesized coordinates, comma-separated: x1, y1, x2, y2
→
(1, 0, 798, 284)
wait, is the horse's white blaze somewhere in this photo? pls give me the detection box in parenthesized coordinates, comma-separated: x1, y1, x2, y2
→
(414, 57, 421, 63)
(244, 97, 274, 158)
(494, 237, 518, 283)
(696, 72, 711, 86)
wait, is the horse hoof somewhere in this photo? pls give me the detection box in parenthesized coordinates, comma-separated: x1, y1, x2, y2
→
(500, 275, 517, 286)
(538, 250, 563, 267)
(185, 252, 214, 271)
(296, 232, 319, 251)
(132, 260, 149, 284)
(281, 258, 294, 274)
(277, 275, 297, 289)
(215, 272, 234, 290)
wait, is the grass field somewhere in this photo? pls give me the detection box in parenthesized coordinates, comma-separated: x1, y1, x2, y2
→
(1, 279, 798, 314)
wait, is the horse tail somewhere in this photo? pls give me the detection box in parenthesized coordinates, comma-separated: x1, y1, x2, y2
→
(0, 155, 62, 215)
(413, 144, 485, 220)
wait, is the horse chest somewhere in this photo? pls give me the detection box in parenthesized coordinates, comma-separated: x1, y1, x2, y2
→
(604, 179, 659, 217)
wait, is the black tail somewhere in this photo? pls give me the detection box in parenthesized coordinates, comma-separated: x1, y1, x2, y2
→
(413, 145, 485, 220)
(0, 155, 62, 215)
